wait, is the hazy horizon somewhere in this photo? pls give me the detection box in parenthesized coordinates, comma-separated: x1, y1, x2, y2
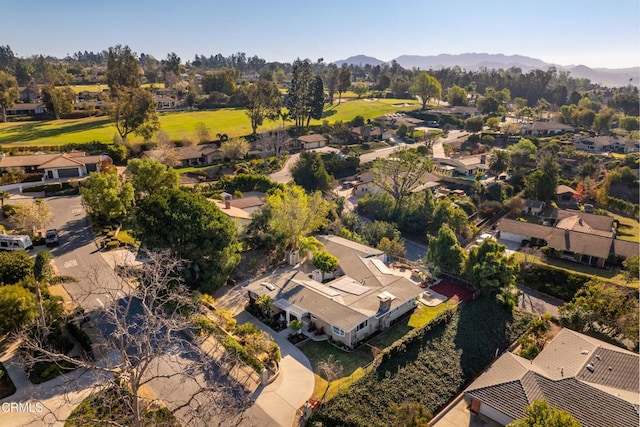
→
(2, 0, 639, 69)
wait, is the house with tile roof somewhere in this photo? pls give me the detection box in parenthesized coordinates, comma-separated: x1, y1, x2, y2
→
(142, 143, 223, 167)
(519, 121, 575, 137)
(0, 151, 108, 179)
(245, 235, 423, 349)
(464, 328, 639, 427)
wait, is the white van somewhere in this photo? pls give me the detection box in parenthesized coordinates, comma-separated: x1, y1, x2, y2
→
(0, 234, 34, 251)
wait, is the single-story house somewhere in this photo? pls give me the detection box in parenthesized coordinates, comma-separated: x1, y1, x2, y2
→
(6, 103, 47, 117)
(143, 143, 223, 167)
(296, 134, 327, 150)
(520, 121, 575, 137)
(496, 215, 635, 268)
(18, 85, 42, 103)
(375, 113, 424, 131)
(155, 95, 177, 110)
(437, 154, 488, 177)
(352, 171, 441, 197)
(522, 199, 545, 215)
(246, 235, 423, 349)
(211, 199, 252, 234)
(350, 126, 383, 141)
(463, 328, 639, 427)
(430, 106, 481, 119)
(227, 194, 265, 214)
(613, 139, 640, 154)
(573, 136, 616, 153)
(556, 184, 577, 202)
(0, 151, 108, 179)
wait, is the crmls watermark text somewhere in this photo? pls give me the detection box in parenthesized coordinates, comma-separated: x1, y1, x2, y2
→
(1, 402, 43, 413)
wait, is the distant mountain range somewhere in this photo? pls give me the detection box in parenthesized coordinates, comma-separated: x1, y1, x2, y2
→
(333, 53, 639, 87)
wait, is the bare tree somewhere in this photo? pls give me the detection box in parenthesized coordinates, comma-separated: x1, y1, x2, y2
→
(316, 354, 343, 401)
(145, 131, 180, 167)
(256, 128, 288, 169)
(9, 198, 52, 235)
(18, 252, 252, 427)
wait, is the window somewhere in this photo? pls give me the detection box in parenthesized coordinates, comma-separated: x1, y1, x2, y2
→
(356, 320, 368, 332)
(332, 326, 345, 337)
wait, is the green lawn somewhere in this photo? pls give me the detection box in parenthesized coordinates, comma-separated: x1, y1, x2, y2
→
(66, 83, 164, 93)
(611, 211, 640, 243)
(0, 99, 419, 147)
(298, 340, 374, 379)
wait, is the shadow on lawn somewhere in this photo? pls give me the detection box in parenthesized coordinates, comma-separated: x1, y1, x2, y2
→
(0, 118, 112, 144)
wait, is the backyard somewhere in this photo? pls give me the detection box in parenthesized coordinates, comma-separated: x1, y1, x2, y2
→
(0, 98, 418, 147)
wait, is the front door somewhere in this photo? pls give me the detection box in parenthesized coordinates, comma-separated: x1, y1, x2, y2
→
(47, 170, 53, 179)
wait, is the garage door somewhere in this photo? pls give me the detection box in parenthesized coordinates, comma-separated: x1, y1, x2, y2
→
(57, 168, 80, 178)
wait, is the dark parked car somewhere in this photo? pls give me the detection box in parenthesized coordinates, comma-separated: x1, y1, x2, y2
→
(45, 229, 59, 247)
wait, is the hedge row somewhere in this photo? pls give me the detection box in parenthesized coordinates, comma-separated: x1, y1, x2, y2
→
(518, 264, 591, 301)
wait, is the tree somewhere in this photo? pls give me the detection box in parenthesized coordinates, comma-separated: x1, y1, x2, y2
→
(41, 85, 76, 119)
(33, 250, 53, 341)
(0, 250, 34, 285)
(194, 122, 211, 143)
(291, 151, 332, 192)
(80, 171, 134, 222)
(135, 188, 240, 291)
(427, 225, 466, 275)
(0, 284, 37, 335)
(325, 66, 339, 104)
(524, 156, 559, 202)
(309, 75, 325, 127)
(20, 252, 251, 427)
(316, 354, 344, 401)
(622, 254, 639, 283)
(0, 190, 10, 218)
(220, 137, 250, 160)
(266, 185, 330, 253)
(106, 44, 140, 92)
(125, 158, 178, 200)
(465, 239, 519, 293)
(446, 85, 468, 106)
(286, 60, 316, 128)
(337, 66, 351, 105)
(488, 149, 510, 176)
(464, 115, 484, 134)
(312, 250, 339, 281)
(486, 116, 501, 131)
(377, 237, 406, 258)
(256, 294, 273, 318)
(243, 79, 282, 135)
(372, 148, 432, 217)
(410, 72, 442, 110)
(0, 70, 18, 122)
(108, 87, 159, 144)
(9, 199, 52, 235)
(161, 52, 181, 88)
(507, 400, 580, 427)
(353, 83, 368, 99)
(508, 138, 538, 176)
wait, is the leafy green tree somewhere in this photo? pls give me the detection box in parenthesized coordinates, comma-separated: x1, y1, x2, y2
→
(372, 148, 432, 217)
(80, 171, 134, 222)
(41, 85, 76, 119)
(464, 115, 484, 133)
(220, 137, 250, 160)
(446, 85, 468, 106)
(106, 44, 141, 92)
(427, 224, 466, 275)
(524, 156, 559, 202)
(108, 87, 159, 144)
(623, 254, 639, 283)
(0, 251, 34, 285)
(291, 151, 332, 192)
(377, 237, 406, 258)
(337, 66, 351, 105)
(0, 285, 38, 335)
(620, 116, 639, 133)
(508, 138, 538, 175)
(286, 59, 318, 128)
(360, 220, 401, 247)
(352, 83, 368, 99)
(430, 198, 470, 238)
(325, 66, 339, 104)
(410, 72, 442, 110)
(507, 400, 580, 427)
(266, 185, 330, 253)
(312, 250, 339, 280)
(488, 149, 510, 176)
(135, 188, 240, 291)
(125, 158, 178, 200)
(106, 143, 128, 163)
(0, 70, 18, 122)
(243, 78, 282, 135)
(465, 239, 519, 293)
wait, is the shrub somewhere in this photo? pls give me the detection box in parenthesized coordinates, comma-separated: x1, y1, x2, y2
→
(105, 240, 120, 249)
(518, 264, 590, 301)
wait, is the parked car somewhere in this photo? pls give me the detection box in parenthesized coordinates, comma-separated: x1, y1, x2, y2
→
(45, 229, 59, 247)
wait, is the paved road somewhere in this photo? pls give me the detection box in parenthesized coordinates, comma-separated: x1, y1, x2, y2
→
(269, 146, 340, 184)
(403, 238, 428, 262)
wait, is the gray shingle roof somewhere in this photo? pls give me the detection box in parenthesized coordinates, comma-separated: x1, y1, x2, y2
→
(576, 348, 640, 393)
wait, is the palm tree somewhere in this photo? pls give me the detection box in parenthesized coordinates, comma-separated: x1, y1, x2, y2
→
(256, 295, 273, 318)
(488, 149, 510, 176)
(0, 190, 10, 218)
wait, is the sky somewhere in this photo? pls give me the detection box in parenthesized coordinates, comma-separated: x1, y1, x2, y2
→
(2, 0, 639, 69)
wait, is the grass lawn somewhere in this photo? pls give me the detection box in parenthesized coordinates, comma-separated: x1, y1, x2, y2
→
(298, 340, 374, 379)
(0, 99, 419, 147)
(114, 229, 137, 246)
(66, 83, 164, 93)
(611, 211, 640, 243)
(311, 369, 367, 402)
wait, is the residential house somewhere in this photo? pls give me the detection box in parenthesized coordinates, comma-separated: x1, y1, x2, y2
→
(352, 171, 441, 197)
(155, 95, 177, 110)
(246, 235, 423, 349)
(437, 154, 488, 177)
(430, 106, 481, 119)
(212, 199, 252, 234)
(6, 103, 47, 117)
(463, 328, 639, 427)
(18, 84, 42, 103)
(375, 113, 424, 131)
(0, 151, 108, 179)
(520, 121, 575, 137)
(556, 184, 577, 203)
(227, 192, 265, 214)
(496, 210, 636, 268)
(143, 143, 223, 167)
(350, 126, 383, 142)
(295, 134, 327, 150)
(573, 136, 616, 153)
(522, 199, 545, 215)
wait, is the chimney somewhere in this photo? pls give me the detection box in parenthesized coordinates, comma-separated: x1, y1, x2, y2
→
(378, 295, 392, 313)
(480, 154, 486, 164)
(224, 200, 231, 209)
